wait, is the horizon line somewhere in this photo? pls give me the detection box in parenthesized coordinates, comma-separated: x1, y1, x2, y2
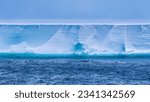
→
(0, 20, 150, 25)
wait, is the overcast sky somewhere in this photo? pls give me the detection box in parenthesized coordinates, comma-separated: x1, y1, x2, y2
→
(0, 0, 149, 20)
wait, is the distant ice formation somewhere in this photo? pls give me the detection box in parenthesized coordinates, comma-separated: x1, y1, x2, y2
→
(0, 25, 150, 54)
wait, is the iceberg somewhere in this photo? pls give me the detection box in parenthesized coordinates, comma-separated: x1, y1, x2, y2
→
(0, 24, 150, 55)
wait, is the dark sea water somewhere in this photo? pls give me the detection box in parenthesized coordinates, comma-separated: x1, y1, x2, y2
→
(0, 56, 150, 85)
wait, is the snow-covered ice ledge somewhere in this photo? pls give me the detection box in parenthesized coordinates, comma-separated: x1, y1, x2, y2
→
(1, 20, 150, 25)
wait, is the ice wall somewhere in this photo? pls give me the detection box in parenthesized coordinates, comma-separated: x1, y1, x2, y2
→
(0, 25, 150, 54)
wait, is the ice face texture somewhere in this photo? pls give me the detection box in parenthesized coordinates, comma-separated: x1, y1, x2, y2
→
(0, 25, 150, 54)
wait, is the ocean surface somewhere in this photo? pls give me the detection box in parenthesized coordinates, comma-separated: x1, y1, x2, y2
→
(0, 55, 150, 85)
